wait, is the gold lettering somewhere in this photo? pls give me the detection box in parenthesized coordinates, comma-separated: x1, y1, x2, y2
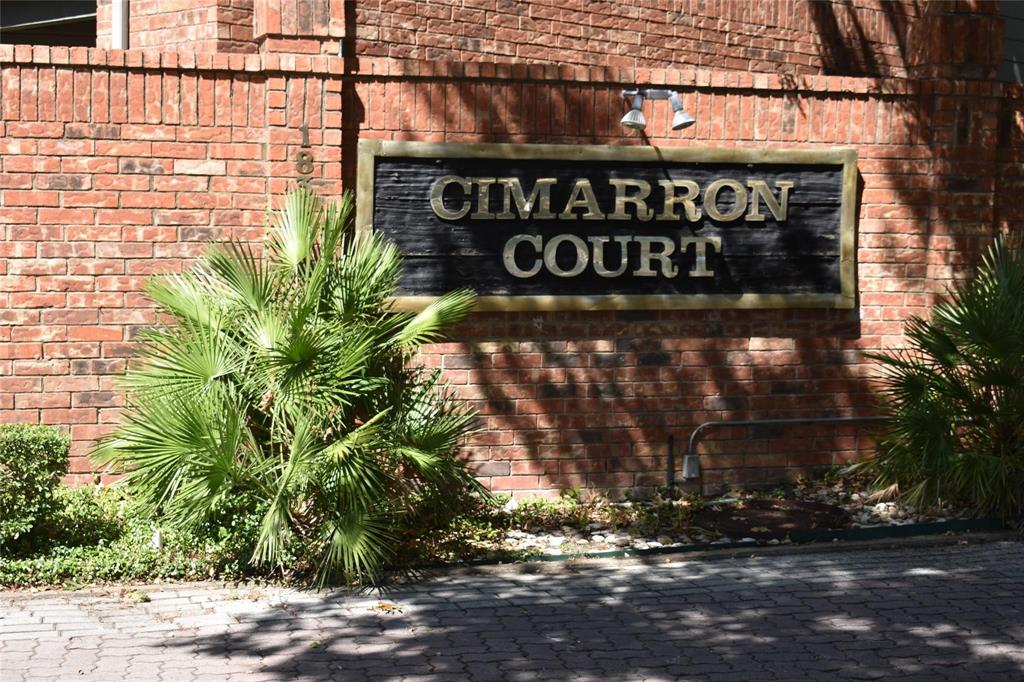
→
(471, 177, 498, 219)
(704, 178, 747, 222)
(557, 179, 605, 221)
(746, 180, 794, 222)
(680, 236, 721, 277)
(588, 236, 632, 278)
(502, 234, 543, 278)
(429, 175, 472, 220)
(543, 234, 589, 277)
(608, 179, 654, 221)
(656, 179, 702, 222)
(495, 178, 557, 220)
(634, 236, 678, 278)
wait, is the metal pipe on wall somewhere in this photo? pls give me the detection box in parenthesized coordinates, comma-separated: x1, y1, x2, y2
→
(676, 415, 890, 486)
(111, 0, 129, 49)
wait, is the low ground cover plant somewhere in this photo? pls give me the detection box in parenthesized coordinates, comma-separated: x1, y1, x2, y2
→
(95, 188, 481, 586)
(0, 485, 272, 587)
(859, 237, 1024, 517)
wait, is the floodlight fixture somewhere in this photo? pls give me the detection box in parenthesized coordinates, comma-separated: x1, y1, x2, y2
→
(620, 91, 646, 130)
(669, 92, 696, 130)
(620, 88, 696, 133)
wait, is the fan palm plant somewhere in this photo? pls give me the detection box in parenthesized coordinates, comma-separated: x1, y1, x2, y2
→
(860, 236, 1024, 517)
(95, 188, 481, 584)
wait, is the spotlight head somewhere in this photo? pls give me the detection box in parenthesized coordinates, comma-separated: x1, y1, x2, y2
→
(669, 91, 696, 131)
(621, 108, 646, 130)
(671, 110, 696, 130)
(620, 92, 646, 130)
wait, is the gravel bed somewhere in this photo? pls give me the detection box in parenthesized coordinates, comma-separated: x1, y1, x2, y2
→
(495, 483, 977, 558)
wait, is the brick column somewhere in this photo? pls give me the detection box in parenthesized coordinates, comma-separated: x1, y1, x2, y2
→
(908, 0, 1002, 80)
(253, 0, 345, 54)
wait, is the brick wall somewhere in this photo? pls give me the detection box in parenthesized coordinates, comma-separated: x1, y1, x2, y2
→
(348, 0, 923, 76)
(2, 0, 1019, 496)
(97, 1, 1001, 80)
(0, 45, 342, 479)
(97, 0, 257, 53)
(2, 39, 1019, 495)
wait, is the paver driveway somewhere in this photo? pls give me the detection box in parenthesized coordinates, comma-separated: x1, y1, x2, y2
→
(2, 539, 1024, 681)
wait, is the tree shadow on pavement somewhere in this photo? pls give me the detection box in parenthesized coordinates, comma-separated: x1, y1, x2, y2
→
(158, 542, 1024, 681)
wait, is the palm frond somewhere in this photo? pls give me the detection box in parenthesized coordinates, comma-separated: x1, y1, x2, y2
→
(123, 321, 243, 401)
(319, 409, 390, 465)
(316, 512, 393, 587)
(204, 240, 276, 313)
(266, 186, 323, 272)
(146, 273, 229, 329)
(332, 230, 404, 321)
(94, 388, 244, 525)
(390, 288, 476, 349)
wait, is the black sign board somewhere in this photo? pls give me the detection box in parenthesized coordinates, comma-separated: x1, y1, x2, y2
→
(357, 141, 857, 311)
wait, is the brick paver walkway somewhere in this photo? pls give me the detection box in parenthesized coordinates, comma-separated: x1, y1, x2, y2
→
(2, 540, 1024, 681)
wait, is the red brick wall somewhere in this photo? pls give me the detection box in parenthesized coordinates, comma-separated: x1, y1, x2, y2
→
(0, 0, 1017, 496)
(0, 46, 342, 480)
(99, 0, 1000, 80)
(349, 0, 923, 76)
(97, 0, 257, 53)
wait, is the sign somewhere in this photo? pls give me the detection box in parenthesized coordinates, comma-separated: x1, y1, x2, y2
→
(357, 141, 857, 311)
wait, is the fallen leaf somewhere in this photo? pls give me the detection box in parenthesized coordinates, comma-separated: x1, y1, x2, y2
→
(370, 601, 402, 614)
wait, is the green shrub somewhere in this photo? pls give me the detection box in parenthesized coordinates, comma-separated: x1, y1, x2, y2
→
(35, 486, 127, 549)
(0, 425, 71, 550)
(860, 237, 1024, 516)
(95, 188, 482, 585)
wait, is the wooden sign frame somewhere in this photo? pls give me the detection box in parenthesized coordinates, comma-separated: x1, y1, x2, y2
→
(356, 140, 858, 312)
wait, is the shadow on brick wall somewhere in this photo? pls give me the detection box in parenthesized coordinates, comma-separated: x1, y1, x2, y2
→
(357, 83, 876, 496)
(331, 4, 1013, 495)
